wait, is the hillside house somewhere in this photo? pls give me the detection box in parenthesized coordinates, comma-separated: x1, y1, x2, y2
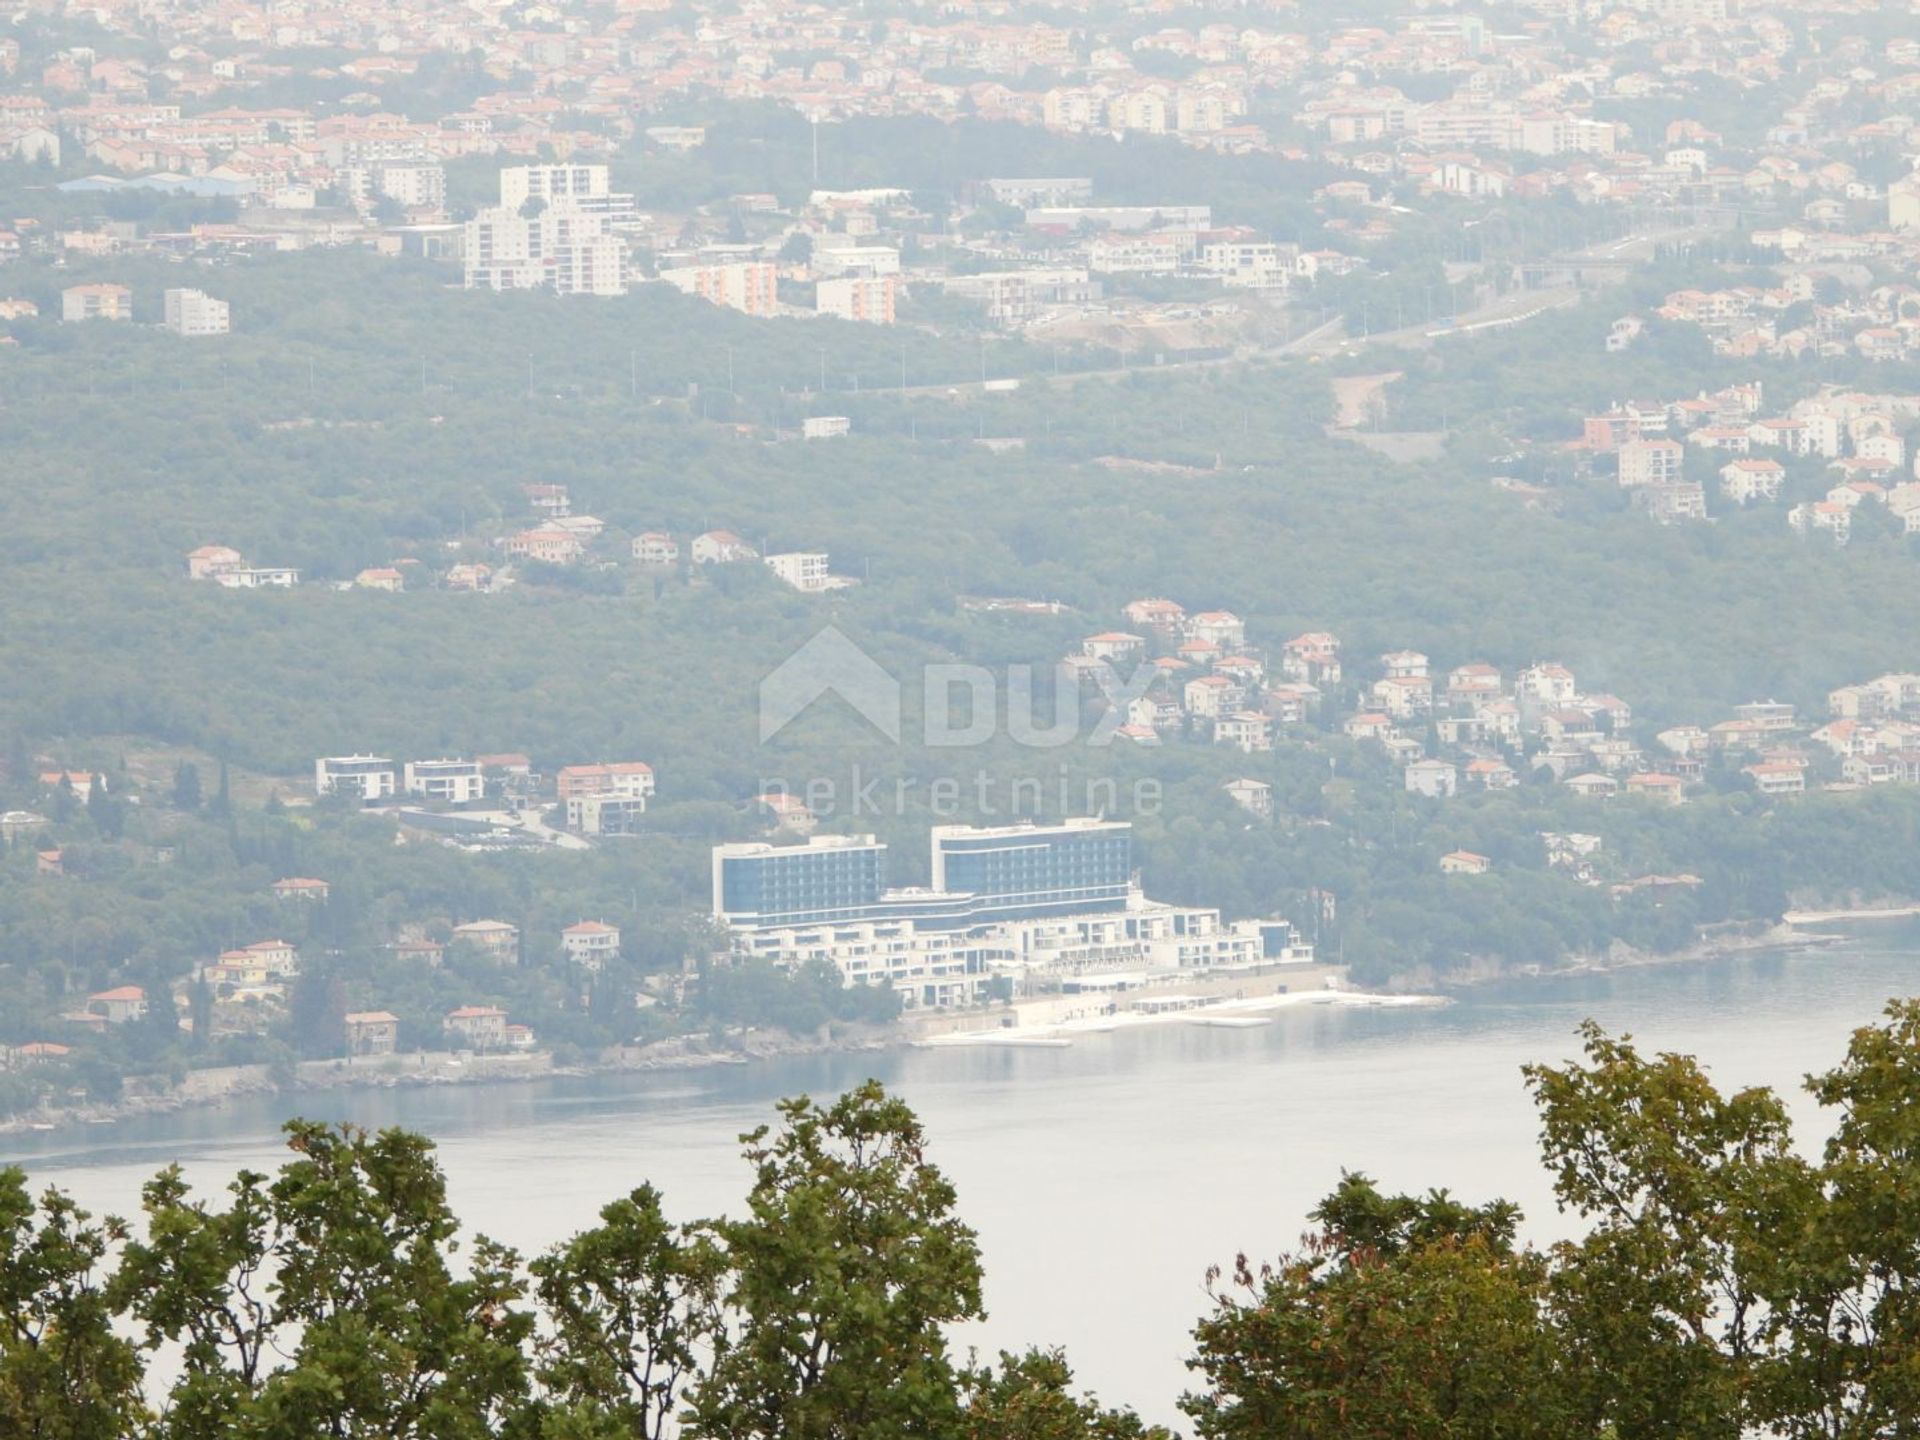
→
(1123, 598, 1186, 633)
(187, 544, 244, 579)
(1744, 761, 1808, 795)
(1187, 611, 1246, 650)
(344, 1011, 399, 1056)
(87, 985, 147, 1024)
(632, 532, 680, 566)
(506, 529, 585, 565)
(451, 920, 519, 959)
(1405, 759, 1458, 798)
(444, 1005, 508, 1050)
(1222, 778, 1273, 819)
(561, 920, 620, 969)
(691, 530, 758, 564)
(1282, 633, 1342, 685)
(1082, 632, 1147, 663)
(1212, 711, 1273, 753)
(1625, 772, 1689, 806)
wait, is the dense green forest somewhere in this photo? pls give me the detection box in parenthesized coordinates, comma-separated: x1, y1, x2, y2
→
(15, 1012, 1920, 1438)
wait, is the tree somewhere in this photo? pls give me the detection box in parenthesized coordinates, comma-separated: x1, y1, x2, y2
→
(960, 1349, 1172, 1440)
(286, 963, 346, 1060)
(187, 979, 213, 1050)
(1183, 1175, 1573, 1440)
(687, 1080, 985, 1440)
(110, 1127, 539, 1440)
(109, 1166, 277, 1440)
(172, 761, 202, 812)
(1522, 1023, 1806, 1439)
(86, 779, 120, 844)
(529, 1185, 728, 1440)
(246, 1123, 536, 1439)
(0, 1171, 147, 1440)
(1762, 998, 1920, 1435)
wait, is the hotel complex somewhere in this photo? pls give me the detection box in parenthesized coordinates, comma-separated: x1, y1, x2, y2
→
(712, 818, 1312, 1009)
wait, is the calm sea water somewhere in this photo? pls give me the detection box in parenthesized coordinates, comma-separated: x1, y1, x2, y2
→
(9, 922, 1920, 1424)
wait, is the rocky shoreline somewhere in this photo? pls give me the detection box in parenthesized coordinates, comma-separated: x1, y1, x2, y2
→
(0, 1026, 898, 1140)
(1414, 905, 1920, 996)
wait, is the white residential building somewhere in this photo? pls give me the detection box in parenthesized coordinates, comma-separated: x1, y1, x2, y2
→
(213, 567, 300, 589)
(464, 204, 627, 297)
(765, 552, 832, 592)
(816, 275, 898, 324)
(500, 164, 610, 210)
(632, 532, 679, 566)
(1405, 759, 1459, 798)
(403, 758, 485, 805)
(163, 288, 230, 336)
(315, 755, 397, 801)
(560, 920, 621, 970)
(341, 160, 446, 211)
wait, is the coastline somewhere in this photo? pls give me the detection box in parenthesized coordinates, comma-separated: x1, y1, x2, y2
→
(0, 1027, 897, 1141)
(1782, 905, 1920, 925)
(7, 910, 1907, 1140)
(915, 987, 1447, 1047)
(1415, 918, 1864, 995)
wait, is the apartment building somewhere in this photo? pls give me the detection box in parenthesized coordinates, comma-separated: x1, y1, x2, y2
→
(314, 755, 397, 801)
(1618, 438, 1685, 488)
(403, 758, 485, 805)
(765, 552, 832, 592)
(163, 287, 230, 336)
(464, 205, 627, 296)
(60, 283, 131, 322)
(658, 261, 777, 316)
(555, 762, 654, 803)
(816, 275, 898, 324)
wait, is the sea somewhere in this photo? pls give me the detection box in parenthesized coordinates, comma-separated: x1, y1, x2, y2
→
(7, 919, 1919, 1425)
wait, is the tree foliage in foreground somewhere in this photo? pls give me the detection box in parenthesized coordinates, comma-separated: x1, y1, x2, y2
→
(1186, 998, 1920, 1439)
(17, 1008, 1920, 1437)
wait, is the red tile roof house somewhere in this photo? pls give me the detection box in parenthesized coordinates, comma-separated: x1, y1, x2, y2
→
(6, 1041, 72, 1066)
(1625, 772, 1689, 805)
(271, 876, 331, 900)
(87, 985, 148, 1024)
(561, 920, 621, 969)
(1081, 632, 1147, 662)
(395, 938, 447, 966)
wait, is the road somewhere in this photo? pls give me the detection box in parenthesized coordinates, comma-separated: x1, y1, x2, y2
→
(820, 224, 1718, 408)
